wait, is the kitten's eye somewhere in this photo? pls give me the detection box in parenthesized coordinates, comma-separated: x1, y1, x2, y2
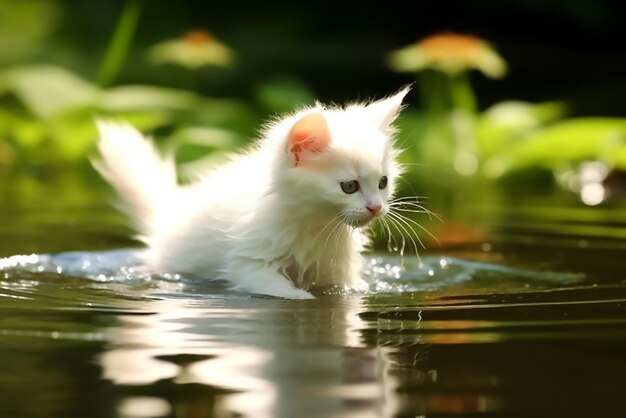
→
(378, 176, 388, 190)
(340, 180, 359, 194)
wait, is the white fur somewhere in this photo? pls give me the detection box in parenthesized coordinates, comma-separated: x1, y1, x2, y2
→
(94, 87, 410, 299)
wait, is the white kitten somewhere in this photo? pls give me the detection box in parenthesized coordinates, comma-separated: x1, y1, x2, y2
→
(94, 87, 412, 299)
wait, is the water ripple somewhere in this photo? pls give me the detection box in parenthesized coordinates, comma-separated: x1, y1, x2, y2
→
(0, 250, 588, 302)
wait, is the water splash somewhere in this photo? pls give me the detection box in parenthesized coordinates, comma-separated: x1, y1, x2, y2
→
(0, 250, 585, 298)
(362, 255, 585, 294)
(0, 250, 145, 282)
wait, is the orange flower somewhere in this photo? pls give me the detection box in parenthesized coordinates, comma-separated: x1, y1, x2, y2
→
(184, 30, 214, 46)
(389, 32, 507, 78)
(148, 30, 234, 69)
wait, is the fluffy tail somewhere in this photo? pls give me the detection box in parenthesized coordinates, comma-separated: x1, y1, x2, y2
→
(93, 120, 177, 236)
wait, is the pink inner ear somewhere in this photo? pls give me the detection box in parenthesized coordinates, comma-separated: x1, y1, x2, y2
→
(289, 113, 330, 165)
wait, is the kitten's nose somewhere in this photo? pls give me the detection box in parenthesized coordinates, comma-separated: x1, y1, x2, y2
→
(366, 204, 382, 215)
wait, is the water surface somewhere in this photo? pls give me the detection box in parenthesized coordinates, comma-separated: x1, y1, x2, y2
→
(1, 176, 626, 418)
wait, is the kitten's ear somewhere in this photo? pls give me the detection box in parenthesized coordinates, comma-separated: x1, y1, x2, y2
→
(288, 112, 331, 166)
(366, 86, 411, 132)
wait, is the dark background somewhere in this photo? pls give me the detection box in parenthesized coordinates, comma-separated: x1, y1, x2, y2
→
(48, 0, 626, 116)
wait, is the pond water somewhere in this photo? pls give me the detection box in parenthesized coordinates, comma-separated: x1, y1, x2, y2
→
(1, 175, 626, 418)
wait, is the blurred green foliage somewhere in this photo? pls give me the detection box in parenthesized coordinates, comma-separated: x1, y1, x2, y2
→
(389, 33, 626, 197)
(0, 64, 257, 171)
(0, 0, 315, 176)
(0, 0, 625, 212)
(0, 0, 61, 64)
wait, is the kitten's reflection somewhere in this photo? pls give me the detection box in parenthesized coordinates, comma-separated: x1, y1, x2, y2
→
(99, 297, 380, 418)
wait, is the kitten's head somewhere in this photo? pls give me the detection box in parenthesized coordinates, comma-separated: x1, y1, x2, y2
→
(275, 87, 410, 227)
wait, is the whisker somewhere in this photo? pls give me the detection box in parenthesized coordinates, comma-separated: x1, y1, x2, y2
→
(326, 216, 349, 281)
(383, 217, 397, 245)
(380, 217, 408, 266)
(377, 217, 390, 251)
(379, 216, 399, 252)
(389, 202, 431, 212)
(386, 211, 422, 255)
(389, 201, 430, 209)
(314, 215, 341, 242)
(391, 210, 440, 245)
(391, 194, 428, 200)
(389, 206, 430, 214)
(396, 211, 440, 244)
(397, 162, 428, 167)
(388, 211, 422, 250)
(389, 196, 443, 221)
(322, 216, 344, 252)
(390, 196, 430, 204)
(334, 220, 347, 262)
(397, 226, 407, 256)
(388, 203, 443, 222)
(388, 211, 424, 247)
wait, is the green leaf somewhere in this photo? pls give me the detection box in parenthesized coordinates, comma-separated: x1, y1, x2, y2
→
(49, 108, 176, 161)
(0, 65, 100, 119)
(0, 108, 46, 149)
(495, 117, 626, 174)
(100, 110, 173, 132)
(168, 126, 241, 164)
(12, 119, 47, 149)
(47, 108, 100, 161)
(167, 126, 240, 148)
(96, 0, 143, 87)
(101, 86, 254, 135)
(100, 84, 197, 111)
(477, 100, 567, 157)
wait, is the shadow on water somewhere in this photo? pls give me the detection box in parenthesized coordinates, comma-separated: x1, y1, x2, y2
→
(1, 176, 626, 417)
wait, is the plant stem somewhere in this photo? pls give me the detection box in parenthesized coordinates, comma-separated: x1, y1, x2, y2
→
(96, 0, 144, 87)
(448, 71, 480, 163)
(416, 70, 457, 169)
(449, 72, 477, 113)
(418, 70, 447, 119)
